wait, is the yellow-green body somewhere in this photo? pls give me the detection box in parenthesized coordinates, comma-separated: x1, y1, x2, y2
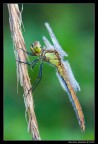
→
(31, 41, 85, 131)
(42, 49, 85, 131)
(42, 49, 69, 80)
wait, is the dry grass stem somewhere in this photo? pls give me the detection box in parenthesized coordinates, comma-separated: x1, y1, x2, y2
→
(7, 4, 41, 140)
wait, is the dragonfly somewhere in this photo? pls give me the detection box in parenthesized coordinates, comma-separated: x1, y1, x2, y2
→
(17, 22, 85, 131)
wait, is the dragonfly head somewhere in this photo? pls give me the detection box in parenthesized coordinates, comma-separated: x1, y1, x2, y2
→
(30, 41, 42, 55)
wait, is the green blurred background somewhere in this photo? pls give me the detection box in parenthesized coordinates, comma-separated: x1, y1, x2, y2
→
(4, 3, 95, 140)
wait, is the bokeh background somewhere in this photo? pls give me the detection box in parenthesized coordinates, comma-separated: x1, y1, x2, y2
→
(4, 3, 95, 140)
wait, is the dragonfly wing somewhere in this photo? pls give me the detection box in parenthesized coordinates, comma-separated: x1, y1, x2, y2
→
(45, 22, 68, 57)
(63, 60, 80, 92)
(56, 71, 68, 93)
(43, 36, 54, 50)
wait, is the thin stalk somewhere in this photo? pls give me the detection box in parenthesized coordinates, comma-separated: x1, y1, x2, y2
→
(7, 4, 41, 140)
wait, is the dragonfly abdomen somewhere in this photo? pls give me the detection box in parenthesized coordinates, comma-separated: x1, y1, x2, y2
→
(57, 67, 85, 131)
(66, 83, 85, 131)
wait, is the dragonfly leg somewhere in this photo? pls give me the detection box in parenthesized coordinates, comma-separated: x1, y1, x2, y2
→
(26, 63, 43, 96)
(17, 58, 39, 69)
(30, 58, 39, 69)
(17, 47, 36, 56)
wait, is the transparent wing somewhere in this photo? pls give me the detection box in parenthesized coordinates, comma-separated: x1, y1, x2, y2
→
(44, 22, 68, 57)
(56, 61, 80, 93)
(63, 60, 80, 92)
(43, 36, 54, 50)
(56, 71, 68, 93)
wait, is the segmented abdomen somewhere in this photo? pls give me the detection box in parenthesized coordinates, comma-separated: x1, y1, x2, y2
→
(57, 64, 85, 131)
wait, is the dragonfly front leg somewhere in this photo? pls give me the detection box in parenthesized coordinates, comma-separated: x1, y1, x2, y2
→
(17, 58, 39, 69)
(17, 47, 36, 56)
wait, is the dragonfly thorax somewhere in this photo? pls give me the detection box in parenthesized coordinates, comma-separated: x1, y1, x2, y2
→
(30, 41, 42, 56)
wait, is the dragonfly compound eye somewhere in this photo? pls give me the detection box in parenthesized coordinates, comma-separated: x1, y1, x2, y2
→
(30, 41, 42, 55)
(33, 41, 41, 48)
